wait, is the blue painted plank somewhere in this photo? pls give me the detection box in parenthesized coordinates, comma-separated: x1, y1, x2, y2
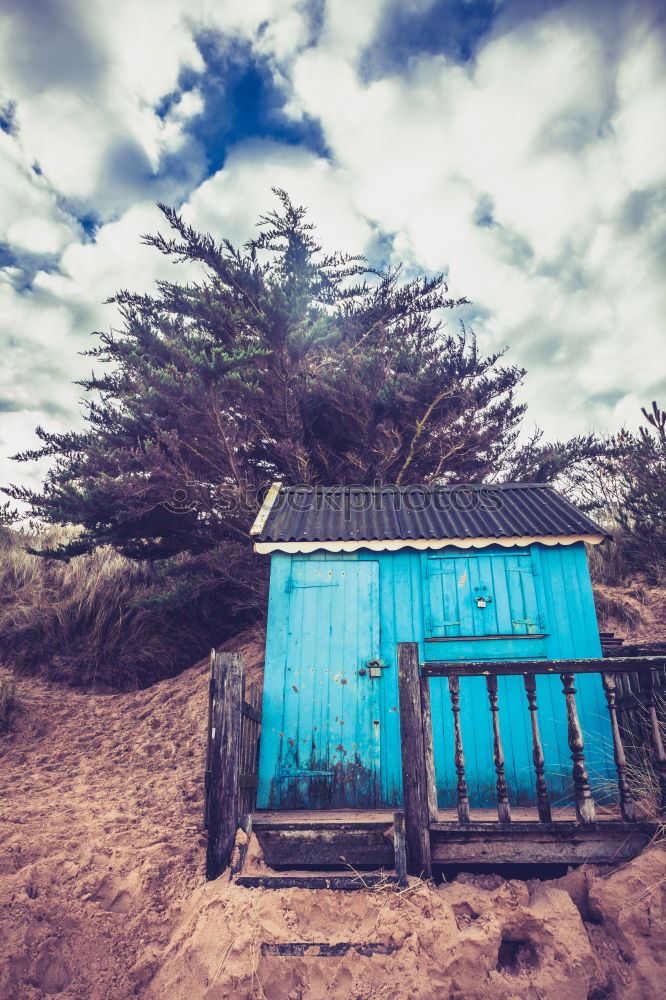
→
(257, 554, 293, 809)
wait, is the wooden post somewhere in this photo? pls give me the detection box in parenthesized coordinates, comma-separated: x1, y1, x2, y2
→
(419, 673, 439, 823)
(203, 648, 216, 829)
(393, 811, 408, 887)
(397, 643, 432, 879)
(601, 672, 635, 822)
(206, 651, 243, 880)
(523, 674, 552, 823)
(560, 672, 596, 824)
(448, 675, 471, 823)
(486, 675, 511, 823)
(645, 669, 666, 813)
(229, 813, 253, 878)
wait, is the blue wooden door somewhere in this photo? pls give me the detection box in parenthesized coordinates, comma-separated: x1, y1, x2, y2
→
(425, 550, 550, 806)
(270, 560, 382, 808)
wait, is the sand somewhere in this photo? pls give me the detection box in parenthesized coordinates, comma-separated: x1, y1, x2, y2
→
(1, 649, 666, 1000)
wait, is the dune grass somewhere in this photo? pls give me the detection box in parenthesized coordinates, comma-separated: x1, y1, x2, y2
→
(0, 677, 18, 734)
(0, 526, 230, 689)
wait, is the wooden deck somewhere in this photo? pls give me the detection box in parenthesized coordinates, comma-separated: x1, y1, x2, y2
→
(205, 648, 666, 885)
(251, 808, 656, 872)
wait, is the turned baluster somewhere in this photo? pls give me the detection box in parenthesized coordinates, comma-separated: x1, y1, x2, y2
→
(645, 669, 666, 813)
(601, 672, 635, 822)
(448, 675, 470, 823)
(523, 674, 551, 823)
(560, 672, 596, 824)
(486, 675, 511, 823)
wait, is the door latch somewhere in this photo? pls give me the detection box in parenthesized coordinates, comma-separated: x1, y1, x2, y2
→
(474, 595, 492, 608)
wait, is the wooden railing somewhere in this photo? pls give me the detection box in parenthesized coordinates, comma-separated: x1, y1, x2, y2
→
(397, 643, 666, 877)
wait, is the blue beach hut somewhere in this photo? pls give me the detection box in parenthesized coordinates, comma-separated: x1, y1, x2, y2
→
(251, 483, 613, 813)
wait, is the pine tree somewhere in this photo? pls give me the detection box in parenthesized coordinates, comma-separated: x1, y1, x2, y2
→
(4, 190, 529, 623)
(616, 402, 666, 580)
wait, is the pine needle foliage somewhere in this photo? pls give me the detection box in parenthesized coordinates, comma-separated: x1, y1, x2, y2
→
(4, 190, 532, 636)
(615, 402, 666, 581)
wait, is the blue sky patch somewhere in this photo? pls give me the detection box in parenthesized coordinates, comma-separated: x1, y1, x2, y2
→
(0, 243, 17, 268)
(174, 33, 329, 177)
(0, 99, 18, 135)
(75, 213, 100, 239)
(361, 0, 500, 78)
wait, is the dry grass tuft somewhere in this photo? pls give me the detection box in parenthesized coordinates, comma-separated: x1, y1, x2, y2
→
(0, 526, 232, 689)
(0, 677, 18, 734)
(593, 584, 648, 635)
(588, 530, 666, 641)
(612, 692, 666, 828)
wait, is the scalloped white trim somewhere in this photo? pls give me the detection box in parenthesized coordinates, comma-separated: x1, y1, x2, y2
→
(254, 533, 605, 554)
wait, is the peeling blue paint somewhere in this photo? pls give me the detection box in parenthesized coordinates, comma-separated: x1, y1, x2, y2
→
(257, 542, 614, 810)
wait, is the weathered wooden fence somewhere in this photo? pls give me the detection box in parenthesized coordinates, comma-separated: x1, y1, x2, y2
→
(204, 650, 262, 880)
(397, 643, 666, 878)
(611, 662, 666, 747)
(602, 637, 666, 740)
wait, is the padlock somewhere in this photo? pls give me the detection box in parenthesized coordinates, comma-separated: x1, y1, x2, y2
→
(367, 658, 385, 678)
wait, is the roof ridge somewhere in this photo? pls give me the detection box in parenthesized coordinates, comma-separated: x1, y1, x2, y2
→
(280, 482, 553, 492)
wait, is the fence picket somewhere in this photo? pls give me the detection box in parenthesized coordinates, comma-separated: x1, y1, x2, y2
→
(560, 672, 596, 824)
(206, 654, 262, 880)
(646, 669, 666, 813)
(448, 675, 471, 823)
(601, 672, 635, 822)
(523, 674, 551, 823)
(486, 675, 511, 823)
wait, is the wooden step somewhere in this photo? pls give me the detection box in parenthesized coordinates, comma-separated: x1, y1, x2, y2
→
(237, 811, 407, 887)
(260, 942, 398, 955)
(235, 872, 404, 889)
(252, 814, 397, 869)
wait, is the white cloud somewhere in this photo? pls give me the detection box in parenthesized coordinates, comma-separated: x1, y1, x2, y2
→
(0, 270, 87, 492)
(282, 2, 666, 439)
(1, 0, 665, 498)
(182, 140, 374, 255)
(0, 130, 80, 255)
(0, 0, 206, 217)
(613, 22, 666, 191)
(0, 202, 206, 490)
(35, 202, 197, 309)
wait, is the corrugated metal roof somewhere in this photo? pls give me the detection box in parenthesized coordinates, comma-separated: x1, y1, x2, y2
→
(253, 483, 607, 543)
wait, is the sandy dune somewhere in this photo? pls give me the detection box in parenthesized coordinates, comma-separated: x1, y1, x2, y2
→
(1, 651, 666, 1000)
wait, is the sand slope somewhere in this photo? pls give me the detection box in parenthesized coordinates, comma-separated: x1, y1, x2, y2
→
(1, 654, 665, 1000)
(0, 659, 209, 1000)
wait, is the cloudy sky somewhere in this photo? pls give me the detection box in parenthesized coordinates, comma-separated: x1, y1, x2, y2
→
(1, 0, 665, 491)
